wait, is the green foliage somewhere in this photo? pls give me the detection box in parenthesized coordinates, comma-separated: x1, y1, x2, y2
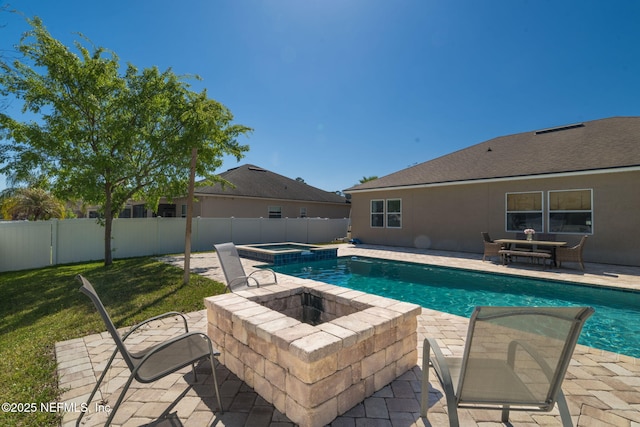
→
(1, 186, 65, 220)
(0, 16, 252, 263)
(359, 175, 379, 184)
(0, 257, 227, 427)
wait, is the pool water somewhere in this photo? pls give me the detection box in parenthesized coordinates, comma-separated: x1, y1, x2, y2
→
(268, 256, 640, 358)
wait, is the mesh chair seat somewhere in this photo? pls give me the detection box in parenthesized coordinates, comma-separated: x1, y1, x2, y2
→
(133, 333, 216, 383)
(421, 306, 594, 427)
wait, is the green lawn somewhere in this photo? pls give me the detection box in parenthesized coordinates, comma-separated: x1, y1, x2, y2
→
(0, 257, 227, 427)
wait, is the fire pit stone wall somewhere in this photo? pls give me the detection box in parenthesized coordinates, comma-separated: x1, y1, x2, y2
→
(205, 280, 421, 427)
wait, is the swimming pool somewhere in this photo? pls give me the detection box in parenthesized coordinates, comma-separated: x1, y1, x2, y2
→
(267, 256, 640, 358)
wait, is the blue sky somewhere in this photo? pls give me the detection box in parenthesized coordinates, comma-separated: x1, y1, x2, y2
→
(1, 0, 639, 193)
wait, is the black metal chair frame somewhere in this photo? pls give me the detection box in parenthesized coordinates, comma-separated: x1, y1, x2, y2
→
(76, 275, 223, 426)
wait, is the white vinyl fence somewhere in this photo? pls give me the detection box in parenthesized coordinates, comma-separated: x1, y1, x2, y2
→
(0, 217, 350, 273)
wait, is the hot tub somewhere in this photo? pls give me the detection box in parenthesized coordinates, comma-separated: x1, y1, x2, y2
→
(205, 281, 420, 427)
(236, 242, 338, 265)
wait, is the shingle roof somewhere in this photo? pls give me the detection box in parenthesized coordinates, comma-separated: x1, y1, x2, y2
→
(196, 164, 347, 204)
(346, 117, 640, 192)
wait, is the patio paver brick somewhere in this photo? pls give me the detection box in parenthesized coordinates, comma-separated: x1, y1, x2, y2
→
(57, 245, 640, 426)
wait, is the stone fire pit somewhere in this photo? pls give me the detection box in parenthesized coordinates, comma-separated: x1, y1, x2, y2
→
(205, 280, 421, 427)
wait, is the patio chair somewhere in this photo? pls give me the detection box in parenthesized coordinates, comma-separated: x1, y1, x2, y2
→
(76, 275, 223, 427)
(214, 242, 278, 291)
(420, 305, 594, 427)
(481, 232, 502, 262)
(556, 235, 588, 270)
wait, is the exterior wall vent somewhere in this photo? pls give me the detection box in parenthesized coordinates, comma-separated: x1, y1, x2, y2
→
(535, 123, 584, 135)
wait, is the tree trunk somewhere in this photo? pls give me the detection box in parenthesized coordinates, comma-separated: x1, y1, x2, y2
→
(183, 147, 197, 284)
(104, 184, 113, 266)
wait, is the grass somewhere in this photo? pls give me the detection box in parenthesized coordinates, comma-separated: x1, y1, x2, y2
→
(0, 257, 227, 427)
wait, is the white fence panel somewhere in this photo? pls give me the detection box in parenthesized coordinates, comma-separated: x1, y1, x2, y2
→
(230, 218, 262, 244)
(0, 221, 52, 271)
(285, 218, 309, 242)
(111, 219, 159, 259)
(195, 218, 232, 250)
(156, 218, 188, 255)
(55, 219, 104, 264)
(0, 217, 350, 272)
(259, 218, 286, 243)
(307, 218, 349, 243)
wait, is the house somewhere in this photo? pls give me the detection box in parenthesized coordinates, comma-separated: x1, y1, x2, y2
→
(170, 164, 351, 219)
(344, 116, 640, 266)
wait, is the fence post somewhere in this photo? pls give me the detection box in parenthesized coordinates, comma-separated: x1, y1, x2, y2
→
(50, 219, 58, 266)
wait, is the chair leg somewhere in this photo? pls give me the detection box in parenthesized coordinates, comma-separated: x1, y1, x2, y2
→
(421, 338, 460, 427)
(420, 342, 430, 418)
(501, 405, 511, 423)
(556, 390, 573, 427)
(192, 363, 198, 382)
(104, 374, 136, 426)
(209, 354, 224, 414)
(76, 347, 119, 427)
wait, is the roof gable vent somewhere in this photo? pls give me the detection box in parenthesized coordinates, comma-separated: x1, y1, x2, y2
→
(534, 123, 584, 135)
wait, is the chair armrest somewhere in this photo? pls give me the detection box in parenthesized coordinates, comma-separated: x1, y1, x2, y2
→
(228, 276, 260, 289)
(425, 338, 457, 396)
(122, 311, 189, 341)
(248, 268, 278, 284)
(422, 337, 460, 424)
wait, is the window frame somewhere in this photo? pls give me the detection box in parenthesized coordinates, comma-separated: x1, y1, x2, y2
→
(370, 199, 385, 228)
(386, 198, 402, 229)
(370, 198, 402, 228)
(505, 191, 544, 233)
(548, 189, 593, 234)
(268, 206, 282, 219)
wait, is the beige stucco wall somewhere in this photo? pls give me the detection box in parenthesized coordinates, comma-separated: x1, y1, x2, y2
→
(349, 170, 640, 266)
(174, 195, 351, 220)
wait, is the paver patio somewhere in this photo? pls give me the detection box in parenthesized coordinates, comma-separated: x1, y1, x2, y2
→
(58, 245, 640, 426)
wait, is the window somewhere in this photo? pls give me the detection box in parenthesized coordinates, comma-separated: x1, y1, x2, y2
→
(506, 192, 543, 232)
(548, 189, 592, 234)
(268, 206, 282, 219)
(386, 199, 402, 228)
(370, 199, 402, 228)
(181, 204, 187, 218)
(299, 207, 307, 218)
(370, 200, 384, 227)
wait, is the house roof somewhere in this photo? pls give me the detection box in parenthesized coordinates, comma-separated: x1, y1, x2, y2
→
(195, 164, 348, 204)
(346, 117, 640, 192)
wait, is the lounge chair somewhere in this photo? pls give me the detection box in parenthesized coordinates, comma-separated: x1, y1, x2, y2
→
(556, 235, 588, 270)
(214, 242, 277, 291)
(76, 275, 223, 427)
(481, 232, 502, 262)
(421, 305, 594, 427)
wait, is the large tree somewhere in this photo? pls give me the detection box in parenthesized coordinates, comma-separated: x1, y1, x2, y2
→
(0, 17, 251, 265)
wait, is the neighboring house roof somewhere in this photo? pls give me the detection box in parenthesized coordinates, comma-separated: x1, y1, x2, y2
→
(346, 116, 640, 192)
(196, 164, 348, 204)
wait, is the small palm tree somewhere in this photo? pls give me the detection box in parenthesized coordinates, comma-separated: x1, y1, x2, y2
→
(359, 176, 378, 184)
(3, 187, 65, 220)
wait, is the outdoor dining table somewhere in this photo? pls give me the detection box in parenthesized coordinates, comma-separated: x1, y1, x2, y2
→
(494, 239, 567, 266)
